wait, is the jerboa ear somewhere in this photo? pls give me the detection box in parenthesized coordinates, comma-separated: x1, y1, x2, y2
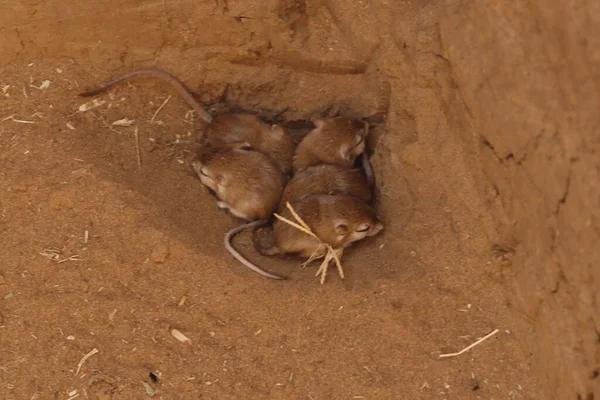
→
(271, 124, 285, 135)
(339, 143, 352, 161)
(334, 219, 349, 237)
(216, 173, 227, 186)
(230, 141, 252, 151)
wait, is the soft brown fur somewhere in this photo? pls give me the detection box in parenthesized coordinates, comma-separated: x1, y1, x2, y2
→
(205, 113, 295, 174)
(292, 117, 367, 173)
(191, 143, 286, 221)
(279, 164, 372, 209)
(80, 68, 295, 174)
(262, 193, 383, 257)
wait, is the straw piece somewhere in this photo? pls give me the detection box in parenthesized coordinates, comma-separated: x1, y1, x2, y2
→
(273, 202, 345, 284)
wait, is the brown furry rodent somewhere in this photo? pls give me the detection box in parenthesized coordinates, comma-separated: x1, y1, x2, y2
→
(191, 143, 286, 221)
(205, 113, 294, 174)
(80, 68, 295, 174)
(259, 193, 383, 257)
(279, 164, 372, 209)
(292, 117, 367, 173)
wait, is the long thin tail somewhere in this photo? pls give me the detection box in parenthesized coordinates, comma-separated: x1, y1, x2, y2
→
(79, 68, 213, 123)
(224, 220, 287, 280)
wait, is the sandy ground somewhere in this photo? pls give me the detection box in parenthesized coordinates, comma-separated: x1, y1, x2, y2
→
(0, 59, 544, 400)
(1, 0, 598, 399)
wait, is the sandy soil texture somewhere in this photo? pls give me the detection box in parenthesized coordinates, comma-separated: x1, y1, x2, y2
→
(0, 1, 598, 399)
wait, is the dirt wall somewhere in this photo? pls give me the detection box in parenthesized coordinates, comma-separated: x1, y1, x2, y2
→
(1, 0, 598, 398)
(440, 2, 600, 398)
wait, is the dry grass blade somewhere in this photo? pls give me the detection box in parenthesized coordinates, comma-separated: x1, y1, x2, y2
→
(438, 329, 500, 358)
(314, 248, 344, 284)
(331, 248, 345, 279)
(39, 248, 81, 263)
(285, 202, 312, 232)
(315, 251, 333, 284)
(57, 255, 82, 263)
(301, 246, 325, 268)
(2, 115, 35, 124)
(150, 95, 171, 124)
(134, 126, 142, 168)
(274, 213, 317, 241)
(76, 347, 99, 375)
(273, 202, 345, 284)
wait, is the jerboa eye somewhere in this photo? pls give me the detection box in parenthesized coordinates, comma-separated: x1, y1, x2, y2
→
(356, 224, 370, 232)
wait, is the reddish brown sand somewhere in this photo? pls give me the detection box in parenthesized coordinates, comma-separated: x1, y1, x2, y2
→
(0, 1, 598, 399)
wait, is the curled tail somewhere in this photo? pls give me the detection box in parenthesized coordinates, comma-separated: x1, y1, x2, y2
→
(79, 68, 213, 123)
(225, 219, 287, 280)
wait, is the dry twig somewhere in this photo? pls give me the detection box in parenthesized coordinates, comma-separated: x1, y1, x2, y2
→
(438, 329, 499, 358)
(134, 126, 142, 168)
(2, 115, 35, 124)
(39, 248, 81, 263)
(76, 348, 99, 375)
(150, 95, 171, 124)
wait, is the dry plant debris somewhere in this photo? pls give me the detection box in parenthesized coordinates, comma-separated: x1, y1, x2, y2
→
(78, 98, 106, 112)
(438, 328, 499, 358)
(150, 95, 171, 124)
(112, 117, 135, 127)
(39, 248, 81, 263)
(141, 381, 157, 397)
(134, 126, 142, 168)
(2, 114, 35, 124)
(76, 347, 99, 375)
(170, 328, 191, 343)
(273, 202, 344, 284)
